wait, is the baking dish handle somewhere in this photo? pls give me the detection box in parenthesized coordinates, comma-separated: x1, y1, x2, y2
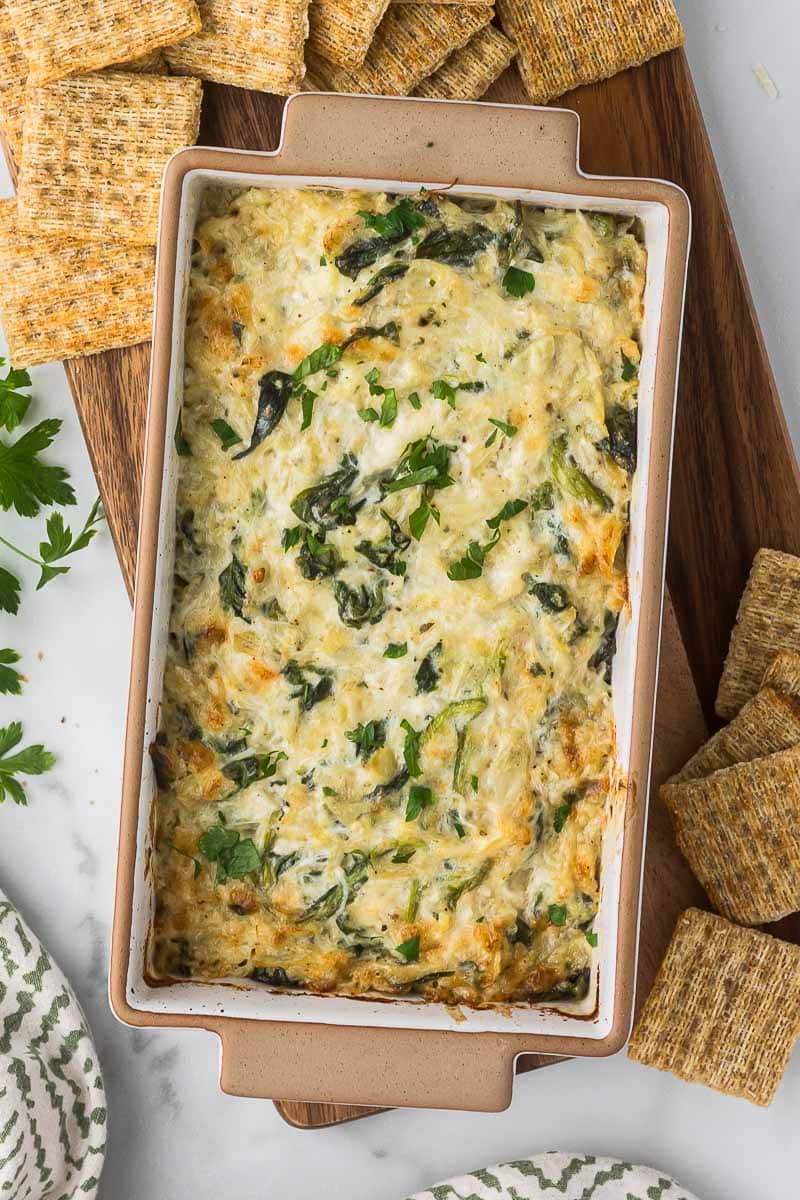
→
(275, 93, 583, 191)
(217, 1019, 520, 1112)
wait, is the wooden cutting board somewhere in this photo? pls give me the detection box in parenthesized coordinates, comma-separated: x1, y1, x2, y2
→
(6, 44, 800, 1127)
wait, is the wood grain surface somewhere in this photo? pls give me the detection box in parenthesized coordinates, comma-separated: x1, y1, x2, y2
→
(6, 42, 799, 1128)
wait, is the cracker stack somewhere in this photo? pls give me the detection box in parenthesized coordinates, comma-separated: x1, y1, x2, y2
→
(629, 550, 800, 1104)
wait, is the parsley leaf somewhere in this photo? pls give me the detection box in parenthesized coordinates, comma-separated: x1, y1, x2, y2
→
(585, 928, 599, 948)
(0, 360, 31, 432)
(484, 428, 498, 448)
(405, 784, 434, 821)
(401, 718, 422, 778)
(409, 501, 439, 540)
(211, 418, 242, 449)
(553, 802, 572, 833)
(488, 417, 517, 438)
(0, 721, 55, 806)
(621, 351, 638, 382)
(0, 566, 21, 615)
(431, 378, 457, 408)
(379, 389, 398, 428)
(35, 498, 104, 589)
(345, 719, 386, 761)
(503, 266, 535, 297)
(0, 648, 23, 695)
(198, 816, 261, 885)
(293, 343, 342, 384)
(359, 197, 425, 239)
(0, 419, 75, 517)
(392, 843, 417, 864)
(486, 498, 528, 530)
(475, 352, 486, 364)
(281, 525, 304, 551)
(446, 528, 501, 580)
(384, 642, 408, 658)
(299, 387, 317, 431)
(548, 903, 567, 926)
(408, 391, 422, 410)
(396, 933, 420, 962)
(358, 407, 380, 422)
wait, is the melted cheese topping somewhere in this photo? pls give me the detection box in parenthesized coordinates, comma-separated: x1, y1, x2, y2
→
(150, 187, 645, 1007)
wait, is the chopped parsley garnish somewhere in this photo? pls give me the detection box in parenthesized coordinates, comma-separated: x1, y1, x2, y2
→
(431, 379, 457, 408)
(502, 266, 535, 297)
(345, 719, 386, 760)
(396, 933, 420, 962)
(384, 642, 408, 658)
(486, 498, 528, 530)
(293, 342, 342, 384)
(198, 818, 261, 885)
(408, 391, 422, 410)
(487, 417, 517, 438)
(446, 528, 501, 580)
(299, 388, 317, 431)
(382, 436, 454, 495)
(358, 407, 380, 422)
(409, 500, 440, 540)
(210, 418, 242, 449)
(319, 255, 327, 266)
(548, 903, 567, 926)
(470, 775, 479, 793)
(363, 368, 398, 427)
(475, 352, 486, 363)
(401, 718, 422, 778)
(392, 844, 417, 864)
(359, 197, 425, 239)
(485, 429, 498, 448)
(322, 785, 338, 797)
(585, 928, 599, 948)
(621, 351, 638, 382)
(405, 784, 434, 821)
(281, 525, 304, 551)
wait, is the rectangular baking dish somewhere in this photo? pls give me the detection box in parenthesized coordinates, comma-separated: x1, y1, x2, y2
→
(110, 92, 691, 1112)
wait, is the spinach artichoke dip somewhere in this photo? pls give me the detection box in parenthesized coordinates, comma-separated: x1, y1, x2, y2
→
(150, 186, 645, 1008)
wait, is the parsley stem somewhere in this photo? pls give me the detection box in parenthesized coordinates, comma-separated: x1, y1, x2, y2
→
(0, 532, 44, 569)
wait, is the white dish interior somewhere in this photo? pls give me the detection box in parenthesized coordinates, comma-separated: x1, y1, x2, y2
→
(126, 161, 672, 1040)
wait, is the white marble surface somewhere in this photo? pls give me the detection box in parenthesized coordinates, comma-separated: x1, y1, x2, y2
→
(1, 4, 799, 1197)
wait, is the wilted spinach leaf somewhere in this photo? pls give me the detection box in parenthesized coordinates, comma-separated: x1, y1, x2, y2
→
(598, 405, 637, 473)
(588, 609, 619, 684)
(415, 642, 441, 693)
(333, 580, 386, 628)
(355, 263, 409, 306)
(219, 553, 248, 619)
(283, 660, 334, 712)
(233, 370, 294, 460)
(414, 223, 494, 268)
(290, 453, 363, 529)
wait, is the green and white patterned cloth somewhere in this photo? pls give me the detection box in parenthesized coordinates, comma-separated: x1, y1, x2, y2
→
(0, 890, 106, 1198)
(407, 1155, 701, 1200)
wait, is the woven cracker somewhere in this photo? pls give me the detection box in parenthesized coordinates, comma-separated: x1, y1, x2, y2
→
(0, 198, 155, 367)
(17, 73, 202, 246)
(307, 4, 494, 96)
(628, 908, 800, 1107)
(662, 745, 800, 925)
(670, 687, 800, 784)
(763, 650, 800, 701)
(0, 0, 26, 160)
(114, 49, 168, 73)
(496, 0, 683, 104)
(4, 0, 200, 86)
(414, 25, 515, 100)
(392, 1, 491, 4)
(716, 549, 800, 719)
(307, 0, 391, 70)
(165, 0, 309, 93)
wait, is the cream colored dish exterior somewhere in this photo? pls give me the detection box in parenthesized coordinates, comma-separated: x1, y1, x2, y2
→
(111, 93, 691, 1111)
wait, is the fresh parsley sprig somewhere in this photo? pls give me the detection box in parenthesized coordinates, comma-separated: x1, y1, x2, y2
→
(0, 722, 56, 806)
(0, 497, 104, 590)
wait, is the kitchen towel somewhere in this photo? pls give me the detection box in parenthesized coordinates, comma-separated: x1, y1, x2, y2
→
(0, 888, 106, 1198)
(406, 1153, 701, 1200)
